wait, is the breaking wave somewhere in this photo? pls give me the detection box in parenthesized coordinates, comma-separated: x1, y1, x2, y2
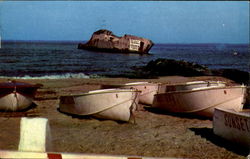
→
(0, 73, 94, 79)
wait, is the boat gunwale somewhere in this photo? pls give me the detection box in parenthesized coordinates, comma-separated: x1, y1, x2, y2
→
(60, 89, 141, 98)
(124, 82, 160, 86)
(159, 81, 226, 87)
(214, 107, 250, 118)
(155, 85, 246, 95)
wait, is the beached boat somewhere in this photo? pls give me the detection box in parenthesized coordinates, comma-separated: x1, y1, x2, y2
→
(0, 81, 41, 111)
(78, 29, 154, 54)
(152, 85, 246, 118)
(102, 82, 160, 106)
(102, 81, 226, 106)
(158, 81, 226, 93)
(59, 88, 140, 122)
(213, 108, 250, 149)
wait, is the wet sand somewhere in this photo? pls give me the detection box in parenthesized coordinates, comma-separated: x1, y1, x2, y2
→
(0, 76, 248, 159)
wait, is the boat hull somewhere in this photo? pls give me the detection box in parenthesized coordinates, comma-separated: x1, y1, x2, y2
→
(121, 82, 160, 106)
(213, 108, 250, 149)
(0, 93, 33, 111)
(59, 89, 140, 121)
(0, 81, 41, 111)
(158, 81, 226, 93)
(152, 86, 246, 118)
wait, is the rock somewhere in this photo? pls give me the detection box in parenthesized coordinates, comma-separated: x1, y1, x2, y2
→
(78, 29, 154, 54)
(212, 69, 250, 85)
(131, 58, 212, 78)
(130, 58, 250, 85)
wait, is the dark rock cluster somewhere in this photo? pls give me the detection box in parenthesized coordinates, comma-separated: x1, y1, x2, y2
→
(130, 58, 249, 85)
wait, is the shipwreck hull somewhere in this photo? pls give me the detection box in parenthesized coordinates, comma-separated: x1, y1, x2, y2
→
(78, 29, 154, 54)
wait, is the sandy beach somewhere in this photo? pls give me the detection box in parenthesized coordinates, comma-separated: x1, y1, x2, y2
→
(0, 76, 248, 159)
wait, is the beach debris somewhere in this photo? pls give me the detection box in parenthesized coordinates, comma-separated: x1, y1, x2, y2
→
(59, 88, 140, 122)
(78, 29, 154, 54)
(18, 117, 52, 152)
(0, 81, 42, 111)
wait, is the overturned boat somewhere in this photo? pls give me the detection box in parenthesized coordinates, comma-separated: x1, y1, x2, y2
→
(213, 108, 250, 149)
(0, 81, 42, 111)
(78, 29, 154, 54)
(152, 85, 246, 118)
(59, 88, 140, 122)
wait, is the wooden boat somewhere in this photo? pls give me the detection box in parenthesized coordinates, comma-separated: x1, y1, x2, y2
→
(59, 88, 140, 122)
(152, 85, 246, 118)
(0, 81, 41, 111)
(102, 82, 161, 106)
(158, 81, 226, 93)
(213, 108, 250, 149)
(78, 29, 154, 54)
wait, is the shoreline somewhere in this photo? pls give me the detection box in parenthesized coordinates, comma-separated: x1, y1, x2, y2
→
(0, 76, 248, 159)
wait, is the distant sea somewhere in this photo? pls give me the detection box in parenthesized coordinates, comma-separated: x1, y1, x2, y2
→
(0, 41, 249, 79)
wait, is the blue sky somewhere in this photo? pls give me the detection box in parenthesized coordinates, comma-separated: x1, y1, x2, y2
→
(0, 1, 249, 44)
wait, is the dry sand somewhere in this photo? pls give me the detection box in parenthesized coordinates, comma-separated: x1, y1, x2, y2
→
(0, 76, 248, 159)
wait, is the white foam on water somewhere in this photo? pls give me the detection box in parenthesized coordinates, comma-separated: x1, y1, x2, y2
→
(0, 73, 92, 79)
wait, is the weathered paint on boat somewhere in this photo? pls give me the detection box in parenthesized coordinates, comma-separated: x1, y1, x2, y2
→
(213, 108, 250, 149)
(152, 85, 246, 118)
(59, 89, 140, 121)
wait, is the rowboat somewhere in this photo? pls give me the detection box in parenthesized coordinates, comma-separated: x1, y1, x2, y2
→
(59, 88, 140, 122)
(102, 81, 226, 106)
(213, 108, 250, 149)
(102, 82, 160, 106)
(0, 81, 41, 111)
(158, 81, 226, 93)
(152, 85, 246, 118)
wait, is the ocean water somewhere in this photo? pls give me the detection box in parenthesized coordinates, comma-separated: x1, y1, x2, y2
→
(0, 41, 249, 79)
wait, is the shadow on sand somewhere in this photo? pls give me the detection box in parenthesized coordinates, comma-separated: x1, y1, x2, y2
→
(144, 106, 211, 120)
(0, 103, 38, 117)
(57, 108, 128, 124)
(189, 127, 249, 157)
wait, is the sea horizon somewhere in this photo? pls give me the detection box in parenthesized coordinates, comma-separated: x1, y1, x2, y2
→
(1, 40, 249, 46)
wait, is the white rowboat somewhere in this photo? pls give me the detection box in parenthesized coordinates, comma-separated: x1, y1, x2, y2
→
(213, 108, 250, 149)
(102, 82, 160, 106)
(158, 81, 226, 93)
(152, 85, 246, 118)
(59, 89, 140, 122)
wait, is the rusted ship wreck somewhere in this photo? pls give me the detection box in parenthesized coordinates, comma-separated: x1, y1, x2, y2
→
(78, 29, 154, 54)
